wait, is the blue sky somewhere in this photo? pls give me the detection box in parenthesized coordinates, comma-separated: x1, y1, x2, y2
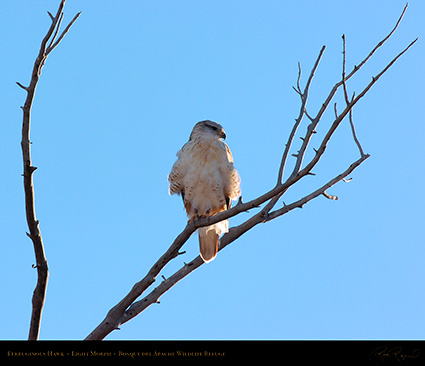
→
(1, 0, 424, 340)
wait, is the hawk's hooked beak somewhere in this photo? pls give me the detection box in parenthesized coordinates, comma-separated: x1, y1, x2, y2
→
(221, 131, 227, 140)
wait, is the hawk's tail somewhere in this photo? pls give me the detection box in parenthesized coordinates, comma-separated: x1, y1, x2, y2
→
(198, 227, 219, 263)
(197, 220, 228, 263)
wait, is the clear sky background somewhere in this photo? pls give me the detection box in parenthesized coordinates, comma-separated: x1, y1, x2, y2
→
(1, 0, 424, 340)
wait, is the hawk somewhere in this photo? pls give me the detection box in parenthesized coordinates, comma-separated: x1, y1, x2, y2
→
(168, 120, 241, 263)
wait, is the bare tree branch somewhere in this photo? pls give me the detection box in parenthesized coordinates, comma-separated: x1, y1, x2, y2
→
(17, 0, 80, 341)
(341, 35, 366, 157)
(46, 11, 81, 56)
(85, 4, 416, 340)
(114, 153, 370, 329)
(278, 45, 326, 185)
(348, 96, 366, 158)
(345, 2, 409, 82)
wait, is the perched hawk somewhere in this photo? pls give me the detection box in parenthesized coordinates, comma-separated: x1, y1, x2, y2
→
(168, 120, 241, 263)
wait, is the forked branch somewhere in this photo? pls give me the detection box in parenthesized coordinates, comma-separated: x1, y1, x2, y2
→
(86, 4, 416, 340)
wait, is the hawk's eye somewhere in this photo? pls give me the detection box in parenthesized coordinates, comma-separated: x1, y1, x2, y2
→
(209, 125, 218, 131)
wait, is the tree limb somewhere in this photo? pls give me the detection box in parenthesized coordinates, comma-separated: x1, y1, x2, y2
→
(17, 0, 80, 341)
(112, 153, 370, 330)
(85, 4, 416, 340)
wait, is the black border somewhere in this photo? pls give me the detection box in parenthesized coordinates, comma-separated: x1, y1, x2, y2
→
(1, 340, 424, 363)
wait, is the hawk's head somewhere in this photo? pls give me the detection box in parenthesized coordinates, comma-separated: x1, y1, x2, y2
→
(190, 120, 226, 140)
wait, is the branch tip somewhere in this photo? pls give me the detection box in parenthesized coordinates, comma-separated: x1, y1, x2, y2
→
(323, 191, 339, 201)
(27, 165, 38, 174)
(16, 82, 29, 91)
